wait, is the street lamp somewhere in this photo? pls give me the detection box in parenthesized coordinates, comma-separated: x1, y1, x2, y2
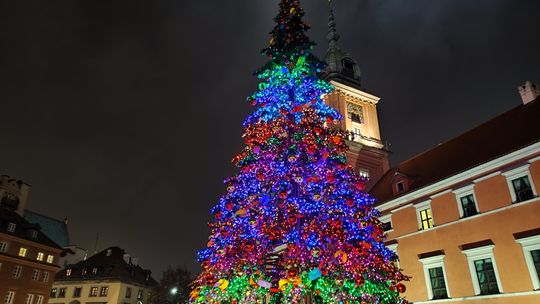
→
(170, 287, 178, 295)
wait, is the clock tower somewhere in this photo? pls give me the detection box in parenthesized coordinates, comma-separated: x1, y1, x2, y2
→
(323, 2, 390, 190)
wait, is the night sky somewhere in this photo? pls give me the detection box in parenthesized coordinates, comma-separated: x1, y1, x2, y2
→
(1, 0, 539, 277)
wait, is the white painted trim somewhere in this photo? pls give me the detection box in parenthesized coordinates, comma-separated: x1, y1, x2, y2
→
(529, 155, 540, 163)
(419, 254, 451, 300)
(377, 142, 540, 213)
(413, 289, 540, 303)
(462, 245, 504, 295)
(390, 203, 413, 214)
(473, 171, 501, 183)
(516, 235, 540, 290)
(502, 164, 538, 203)
(393, 197, 540, 241)
(386, 243, 400, 268)
(379, 214, 394, 233)
(430, 189, 453, 199)
(453, 184, 480, 218)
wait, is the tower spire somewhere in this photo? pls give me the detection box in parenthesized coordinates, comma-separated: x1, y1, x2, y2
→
(327, 0, 340, 49)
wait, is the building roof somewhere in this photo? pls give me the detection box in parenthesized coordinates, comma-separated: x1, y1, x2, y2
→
(370, 97, 540, 204)
(24, 210, 70, 247)
(54, 246, 158, 287)
(0, 207, 63, 250)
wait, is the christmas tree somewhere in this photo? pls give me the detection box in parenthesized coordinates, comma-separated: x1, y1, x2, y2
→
(191, 1, 409, 303)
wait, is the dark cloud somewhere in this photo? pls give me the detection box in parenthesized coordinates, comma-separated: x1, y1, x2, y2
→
(0, 0, 539, 275)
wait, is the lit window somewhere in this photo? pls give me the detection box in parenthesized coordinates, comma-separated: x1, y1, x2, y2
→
(512, 176, 534, 203)
(42, 272, 49, 283)
(420, 209, 434, 230)
(7, 223, 16, 233)
(89, 287, 98, 297)
(359, 169, 370, 179)
(0, 241, 8, 253)
(25, 294, 34, 304)
(12, 266, 22, 279)
(46, 255, 54, 264)
(18, 248, 27, 257)
(100, 286, 109, 297)
(462, 244, 502, 295)
(106, 249, 112, 256)
(31, 269, 40, 281)
(58, 288, 66, 298)
(66, 269, 72, 277)
(82, 268, 87, 275)
(35, 295, 44, 304)
(50, 288, 57, 298)
(126, 287, 132, 298)
(36, 252, 44, 261)
(137, 289, 143, 300)
(4, 291, 15, 304)
(73, 287, 82, 298)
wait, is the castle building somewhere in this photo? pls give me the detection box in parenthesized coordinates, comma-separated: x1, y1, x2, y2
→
(49, 247, 157, 304)
(369, 89, 540, 303)
(0, 176, 63, 304)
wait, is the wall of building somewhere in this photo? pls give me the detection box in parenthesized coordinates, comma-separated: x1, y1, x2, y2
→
(381, 155, 540, 303)
(0, 234, 61, 304)
(49, 280, 153, 304)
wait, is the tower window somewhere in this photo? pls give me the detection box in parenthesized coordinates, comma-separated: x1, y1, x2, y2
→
(7, 223, 16, 233)
(342, 58, 355, 78)
(396, 181, 404, 192)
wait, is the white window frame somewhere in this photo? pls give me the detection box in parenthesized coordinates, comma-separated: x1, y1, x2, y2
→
(379, 214, 394, 233)
(42, 272, 49, 283)
(462, 245, 503, 295)
(25, 294, 34, 304)
(12, 266, 22, 279)
(419, 254, 451, 300)
(502, 164, 538, 203)
(7, 223, 16, 233)
(453, 184, 480, 218)
(516, 234, 540, 290)
(415, 200, 434, 230)
(35, 295, 43, 304)
(0, 241, 8, 253)
(387, 243, 400, 268)
(4, 291, 15, 304)
(31, 269, 40, 281)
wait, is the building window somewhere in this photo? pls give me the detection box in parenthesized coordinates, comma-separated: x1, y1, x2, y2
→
(58, 288, 66, 298)
(351, 113, 362, 123)
(46, 255, 54, 264)
(516, 234, 540, 289)
(66, 268, 72, 276)
(81, 268, 87, 275)
(347, 103, 363, 124)
(30, 230, 38, 239)
(396, 181, 404, 193)
(382, 221, 393, 232)
(420, 209, 434, 230)
(359, 169, 370, 179)
(50, 288, 57, 298)
(453, 185, 480, 218)
(429, 267, 449, 299)
(18, 247, 27, 257)
(31, 269, 40, 281)
(100, 287, 109, 297)
(0, 241, 7, 253)
(474, 258, 500, 295)
(7, 223, 16, 233)
(106, 249, 112, 256)
(36, 252, 44, 261)
(92, 267, 98, 275)
(419, 254, 450, 300)
(73, 287, 82, 298)
(503, 165, 537, 203)
(512, 176, 535, 203)
(35, 295, 43, 304)
(126, 287, 132, 298)
(42, 272, 49, 283)
(89, 287, 98, 297)
(12, 266, 22, 279)
(462, 244, 503, 295)
(4, 291, 15, 304)
(137, 289, 143, 300)
(25, 294, 34, 304)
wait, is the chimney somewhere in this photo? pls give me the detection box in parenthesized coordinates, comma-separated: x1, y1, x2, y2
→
(518, 81, 540, 105)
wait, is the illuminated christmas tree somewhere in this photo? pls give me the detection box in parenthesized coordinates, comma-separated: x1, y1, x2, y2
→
(190, 1, 409, 303)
